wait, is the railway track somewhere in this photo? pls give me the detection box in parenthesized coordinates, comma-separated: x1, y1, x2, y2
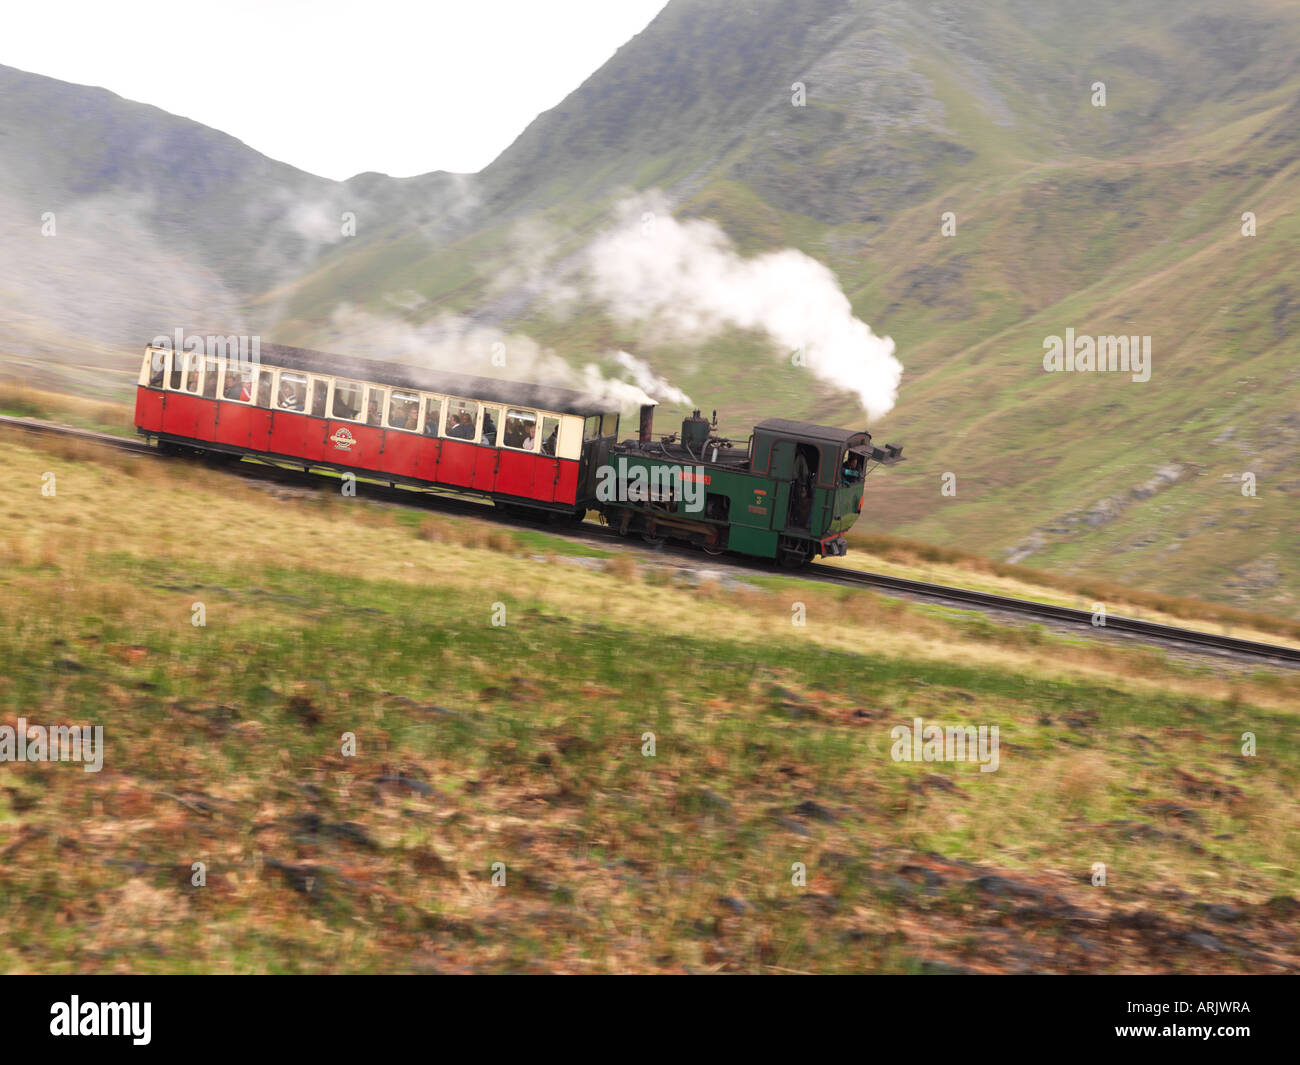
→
(5, 413, 1298, 667)
(803, 565, 1300, 665)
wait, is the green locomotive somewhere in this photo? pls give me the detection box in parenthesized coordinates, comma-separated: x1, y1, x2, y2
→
(596, 406, 902, 567)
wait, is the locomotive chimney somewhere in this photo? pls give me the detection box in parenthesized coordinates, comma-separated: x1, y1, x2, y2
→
(638, 403, 655, 444)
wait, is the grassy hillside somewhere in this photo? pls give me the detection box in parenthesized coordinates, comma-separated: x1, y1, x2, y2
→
(0, 434, 1296, 973)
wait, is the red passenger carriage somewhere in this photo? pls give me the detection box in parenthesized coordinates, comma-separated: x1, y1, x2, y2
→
(133, 340, 620, 516)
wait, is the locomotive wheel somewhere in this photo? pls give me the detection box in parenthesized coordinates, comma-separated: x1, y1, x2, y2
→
(641, 526, 666, 546)
(701, 532, 727, 556)
(778, 544, 811, 569)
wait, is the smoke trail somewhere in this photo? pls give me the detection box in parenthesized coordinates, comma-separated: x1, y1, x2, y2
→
(320, 306, 686, 410)
(585, 193, 902, 420)
(613, 350, 694, 409)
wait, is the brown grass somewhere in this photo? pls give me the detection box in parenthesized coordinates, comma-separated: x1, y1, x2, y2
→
(0, 379, 133, 433)
(855, 533, 1300, 642)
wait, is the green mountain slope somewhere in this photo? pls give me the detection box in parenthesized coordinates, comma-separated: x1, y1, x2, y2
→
(270, 0, 1300, 611)
(0, 63, 463, 376)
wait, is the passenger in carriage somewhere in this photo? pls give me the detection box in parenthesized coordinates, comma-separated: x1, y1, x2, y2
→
(447, 413, 474, 439)
(542, 426, 558, 456)
(480, 411, 497, 446)
(278, 379, 302, 410)
(225, 371, 252, 402)
(366, 397, 382, 426)
(522, 423, 535, 449)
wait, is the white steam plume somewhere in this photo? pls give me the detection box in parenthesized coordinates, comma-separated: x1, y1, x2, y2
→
(614, 350, 694, 409)
(320, 306, 686, 411)
(585, 193, 903, 421)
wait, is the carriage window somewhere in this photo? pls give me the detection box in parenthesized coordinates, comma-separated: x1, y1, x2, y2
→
(224, 365, 254, 403)
(503, 408, 537, 451)
(540, 416, 560, 456)
(332, 380, 363, 421)
(168, 351, 186, 390)
(147, 350, 165, 388)
(184, 353, 201, 393)
(444, 398, 478, 441)
(277, 371, 307, 412)
(388, 390, 420, 431)
(365, 387, 386, 427)
(255, 370, 273, 408)
(422, 395, 444, 436)
(310, 378, 329, 417)
(583, 415, 600, 440)
(201, 355, 219, 398)
(600, 412, 618, 436)
(479, 405, 502, 447)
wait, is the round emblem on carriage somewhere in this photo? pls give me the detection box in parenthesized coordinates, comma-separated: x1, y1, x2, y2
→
(330, 427, 357, 451)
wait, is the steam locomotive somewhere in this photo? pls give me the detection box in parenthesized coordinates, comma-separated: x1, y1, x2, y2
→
(133, 339, 902, 565)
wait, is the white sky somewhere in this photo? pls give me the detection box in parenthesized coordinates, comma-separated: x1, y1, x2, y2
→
(3, 0, 670, 180)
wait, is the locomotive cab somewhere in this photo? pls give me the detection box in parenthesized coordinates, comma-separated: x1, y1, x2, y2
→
(750, 419, 903, 564)
(594, 406, 902, 566)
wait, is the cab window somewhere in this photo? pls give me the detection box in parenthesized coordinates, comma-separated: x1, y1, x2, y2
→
(388, 391, 420, 431)
(583, 415, 600, 441)
(600, 412, 618, 436)
(332, 380, 363, 421)
(841, 450, 865, 485)
(503, 408, 537, 450)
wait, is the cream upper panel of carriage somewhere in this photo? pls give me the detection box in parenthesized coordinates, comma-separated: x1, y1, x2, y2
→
(141, 347, 584, 460)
